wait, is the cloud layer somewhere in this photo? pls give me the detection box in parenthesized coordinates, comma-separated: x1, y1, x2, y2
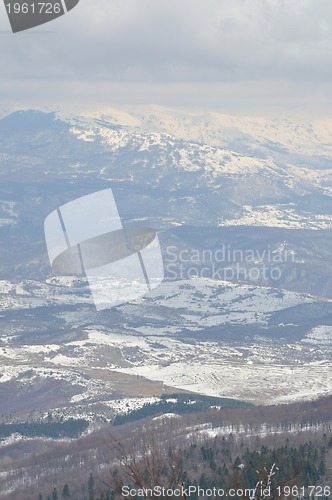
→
(1, 0, 332, 110)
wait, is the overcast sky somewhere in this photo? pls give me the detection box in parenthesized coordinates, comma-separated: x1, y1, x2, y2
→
(1, 0, 332, 114)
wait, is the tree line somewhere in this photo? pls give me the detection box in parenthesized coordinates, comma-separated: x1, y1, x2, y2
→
(37, 434, 332, 499)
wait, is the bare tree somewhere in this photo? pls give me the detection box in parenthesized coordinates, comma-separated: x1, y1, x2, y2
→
(98, 426, 185, 499)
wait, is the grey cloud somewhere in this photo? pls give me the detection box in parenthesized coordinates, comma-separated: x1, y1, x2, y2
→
(0, 0, 331, 107)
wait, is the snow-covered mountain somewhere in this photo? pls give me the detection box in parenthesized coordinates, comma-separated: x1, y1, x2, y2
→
(0, 106, 331, 416)
(1, 106, 332, 231)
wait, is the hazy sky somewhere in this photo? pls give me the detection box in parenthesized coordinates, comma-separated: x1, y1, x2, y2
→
(1, 0, 332, 113)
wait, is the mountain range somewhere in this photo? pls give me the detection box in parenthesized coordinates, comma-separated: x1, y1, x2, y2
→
(0, 106, 331, 421)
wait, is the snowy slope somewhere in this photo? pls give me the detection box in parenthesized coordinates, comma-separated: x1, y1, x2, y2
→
(54, 106, 332, 229)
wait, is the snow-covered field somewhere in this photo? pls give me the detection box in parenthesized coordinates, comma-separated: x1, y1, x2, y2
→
(0, 276, 331, 409)
(142, 278, 315, 327)
(303, 325, 332, 345)
(1, 327, 330, 411)
(219, 204, 332, 230)
(116, 356, 331, 405)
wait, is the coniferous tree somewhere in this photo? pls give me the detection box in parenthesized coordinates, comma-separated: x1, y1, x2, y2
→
(62, 484, 70, 498)
(88, 473, 95, 500)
